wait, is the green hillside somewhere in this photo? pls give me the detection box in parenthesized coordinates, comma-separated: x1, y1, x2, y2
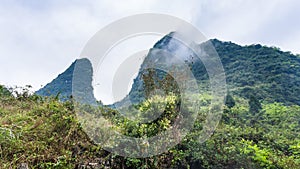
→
(0, 86, 299, 168)
(210, 39, 300, 105)
(129, 33, 300, 106)
(2, 34, 300, 168)
(34, 34, 300, 106)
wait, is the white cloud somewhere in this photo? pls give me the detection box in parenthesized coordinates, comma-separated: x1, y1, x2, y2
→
(0, 1, 109, 90)
(0, 0, 199, 92)
(195, 0, 300, 53)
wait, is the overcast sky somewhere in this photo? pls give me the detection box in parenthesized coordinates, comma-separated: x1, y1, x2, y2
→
(1, 0, 300, 103)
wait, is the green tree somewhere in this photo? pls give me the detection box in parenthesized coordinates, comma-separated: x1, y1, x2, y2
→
(225, 94, 235, 109)
(0, 85, 11, 97)
(249, 95, 262, 115)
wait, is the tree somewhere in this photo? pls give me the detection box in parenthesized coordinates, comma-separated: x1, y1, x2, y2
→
(0, 85, 11, 97)
(225, 94, 235, 109)
(249, 95, 262, 115)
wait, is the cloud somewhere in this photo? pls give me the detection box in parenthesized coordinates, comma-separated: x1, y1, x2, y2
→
(0, 1, 102, 89)
(0, 0, 200, 91)
(194, 0, 300, 53)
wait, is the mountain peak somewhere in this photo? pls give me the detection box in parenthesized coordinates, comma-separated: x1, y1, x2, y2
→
(36, 33, 300, 106)
(153, 31, 177, 49)
(35, 58, 95, 103)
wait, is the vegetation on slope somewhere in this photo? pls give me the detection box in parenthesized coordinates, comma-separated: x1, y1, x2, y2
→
(130, 35, 300, 106)
(0, 86, 299, 168)
(209, 39, 300, 105)
(35, 58, 95, 104)
(34, 35, 300, 107)
(2, 35, 300, 168)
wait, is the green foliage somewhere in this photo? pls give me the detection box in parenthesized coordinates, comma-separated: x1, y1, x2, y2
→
(203, 39, 300, 105)
(3, 36, 300, 168)
(241, 139, 274, 168)
(0, 90, 102, 168)
(0, 85, 11, 97)
(1, 87, 300, 168)
(225, 94, 235, 109)
(129, 37, 300, 108)
(249, 95, 262, 115)
(35, 58, 95, 103)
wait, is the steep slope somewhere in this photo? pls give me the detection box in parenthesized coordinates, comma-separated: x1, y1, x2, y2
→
(210, 39, 300, 105)
(128, 33, 300, 105)
(36, 33, 300, 105)
(35, 58, 95, 103)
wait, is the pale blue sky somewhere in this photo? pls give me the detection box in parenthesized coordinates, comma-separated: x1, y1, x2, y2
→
(0, 0, 299, 103)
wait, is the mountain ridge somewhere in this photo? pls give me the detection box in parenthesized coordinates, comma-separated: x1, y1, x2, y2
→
(35, 34, 300, 105)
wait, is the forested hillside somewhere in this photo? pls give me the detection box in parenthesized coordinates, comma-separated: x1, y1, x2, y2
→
(1, 34, 300, 168)
(0, 85, 299, 168)
(35, 33, 300, 106)
(129, 33, 300, 106)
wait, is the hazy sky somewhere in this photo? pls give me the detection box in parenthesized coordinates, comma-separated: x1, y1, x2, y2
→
(1, 0, 300, 103)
